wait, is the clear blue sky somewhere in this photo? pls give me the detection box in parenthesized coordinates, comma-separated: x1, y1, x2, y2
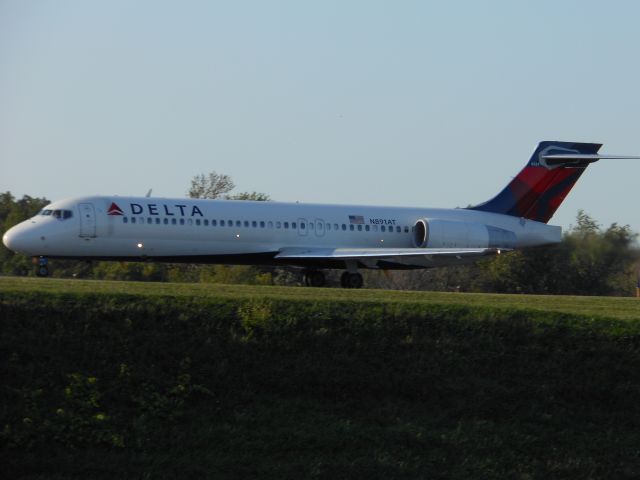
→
(2, 0, 639, 234)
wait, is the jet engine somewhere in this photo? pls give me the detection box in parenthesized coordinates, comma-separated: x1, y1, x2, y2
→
(413, 219, 516, 249)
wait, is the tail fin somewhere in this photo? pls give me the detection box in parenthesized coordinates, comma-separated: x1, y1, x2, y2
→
(468, 141, 602, 223)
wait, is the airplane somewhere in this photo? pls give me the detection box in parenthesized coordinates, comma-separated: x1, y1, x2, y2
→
(3, 141, 638, 288)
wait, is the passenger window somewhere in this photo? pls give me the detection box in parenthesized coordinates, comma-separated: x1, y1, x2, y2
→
(291, 222, 296, 229)
(155, 218, 161, 224)
(268, 221, 273, 228)
(260, 221, 265, 228)
(172, 218, 177, 225)
(204, 219, 209, 226)
(396, 226, 401, 233)
(132, 217, 137, 224)
(252, 221, 257, 228)
(350, 225, 354, 231)
(365, 225, 370, 232)
(164, 218, 168, 225)
(228, 220, 233, 227)
(244, 221, 249, 227)
(326, 223, 331, 231)
(284, 222, 289, 229)
(188, 219, 193, 226)
(381, 226, 385, 232)
(123, 217, 128, 224)
(404, 226, 409, 233)
(236, 220, 241, 227)
(147, 218, 152, 224)
(220, 220, 225, 227)
(212, 219, 217, 226)
(357, 225, 362, 231)
(309, 223, 314, 230)
(341, 224, 346, 231)
(300, 222, 305, 229)
(196, 219, 201, 226)
(276, 221, 281, 229)
(373, 225, 378, 232)
(180, 219, 185, 225)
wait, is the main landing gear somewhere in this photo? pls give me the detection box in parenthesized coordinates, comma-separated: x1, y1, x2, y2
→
(34, 256, 49, 277)
(302, 269, 364, 288)
(301, 269, 364, 288)
(340, 271, 363, 289)
(302, 269, 326, 287)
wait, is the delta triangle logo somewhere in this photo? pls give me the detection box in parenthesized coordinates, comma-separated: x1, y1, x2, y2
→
(108, 202, 124, 216)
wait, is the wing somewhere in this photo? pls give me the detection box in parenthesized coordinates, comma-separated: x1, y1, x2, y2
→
(275, 247, 507, 269)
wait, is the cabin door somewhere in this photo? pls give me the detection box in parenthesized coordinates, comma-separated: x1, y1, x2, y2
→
(79, 203, 96, 237)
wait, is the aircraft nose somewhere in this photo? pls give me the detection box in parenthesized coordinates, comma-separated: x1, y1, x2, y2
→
(2, 222, 39, 255)
(2, 227, 17, 251)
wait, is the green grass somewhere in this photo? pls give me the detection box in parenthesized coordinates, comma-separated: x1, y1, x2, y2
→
(2, 276, 640, 478)
(2, 275, 639, 320)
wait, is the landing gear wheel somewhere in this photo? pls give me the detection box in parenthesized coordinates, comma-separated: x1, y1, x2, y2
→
(35, 257, 49, 277)
(340, 272, 363, 289)
(303, 270, 326, 287)
(309, 270, 326, 287)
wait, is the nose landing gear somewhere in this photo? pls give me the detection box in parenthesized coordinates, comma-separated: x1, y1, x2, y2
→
(34, 256, 49, 277)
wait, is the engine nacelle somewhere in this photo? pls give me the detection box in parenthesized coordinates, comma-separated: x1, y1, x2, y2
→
(413, 218, 516, 249)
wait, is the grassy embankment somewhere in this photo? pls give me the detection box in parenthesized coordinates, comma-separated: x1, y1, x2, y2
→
(2, 276, 640, 479)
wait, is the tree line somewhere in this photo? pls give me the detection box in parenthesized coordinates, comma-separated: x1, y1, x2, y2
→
(1, 174, 638, 295)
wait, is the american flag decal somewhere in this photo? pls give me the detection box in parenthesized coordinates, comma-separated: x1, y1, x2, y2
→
(349, 215, 364, 225)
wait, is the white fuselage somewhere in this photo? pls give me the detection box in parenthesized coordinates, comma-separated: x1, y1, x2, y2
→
(3, 195, 560, 270)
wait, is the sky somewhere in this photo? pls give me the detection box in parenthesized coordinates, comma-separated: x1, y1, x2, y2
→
(1, 0, 640, 235)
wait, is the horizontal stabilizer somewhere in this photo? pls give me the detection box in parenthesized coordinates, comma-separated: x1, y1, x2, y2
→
(542, 153, 640, 166)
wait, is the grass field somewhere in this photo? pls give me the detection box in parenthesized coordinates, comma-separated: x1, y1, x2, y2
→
(1, 276, 639, 320)
(2, 276, 640, 479)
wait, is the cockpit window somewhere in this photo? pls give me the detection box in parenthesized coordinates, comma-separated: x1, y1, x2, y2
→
(45, 209, 74, 220)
